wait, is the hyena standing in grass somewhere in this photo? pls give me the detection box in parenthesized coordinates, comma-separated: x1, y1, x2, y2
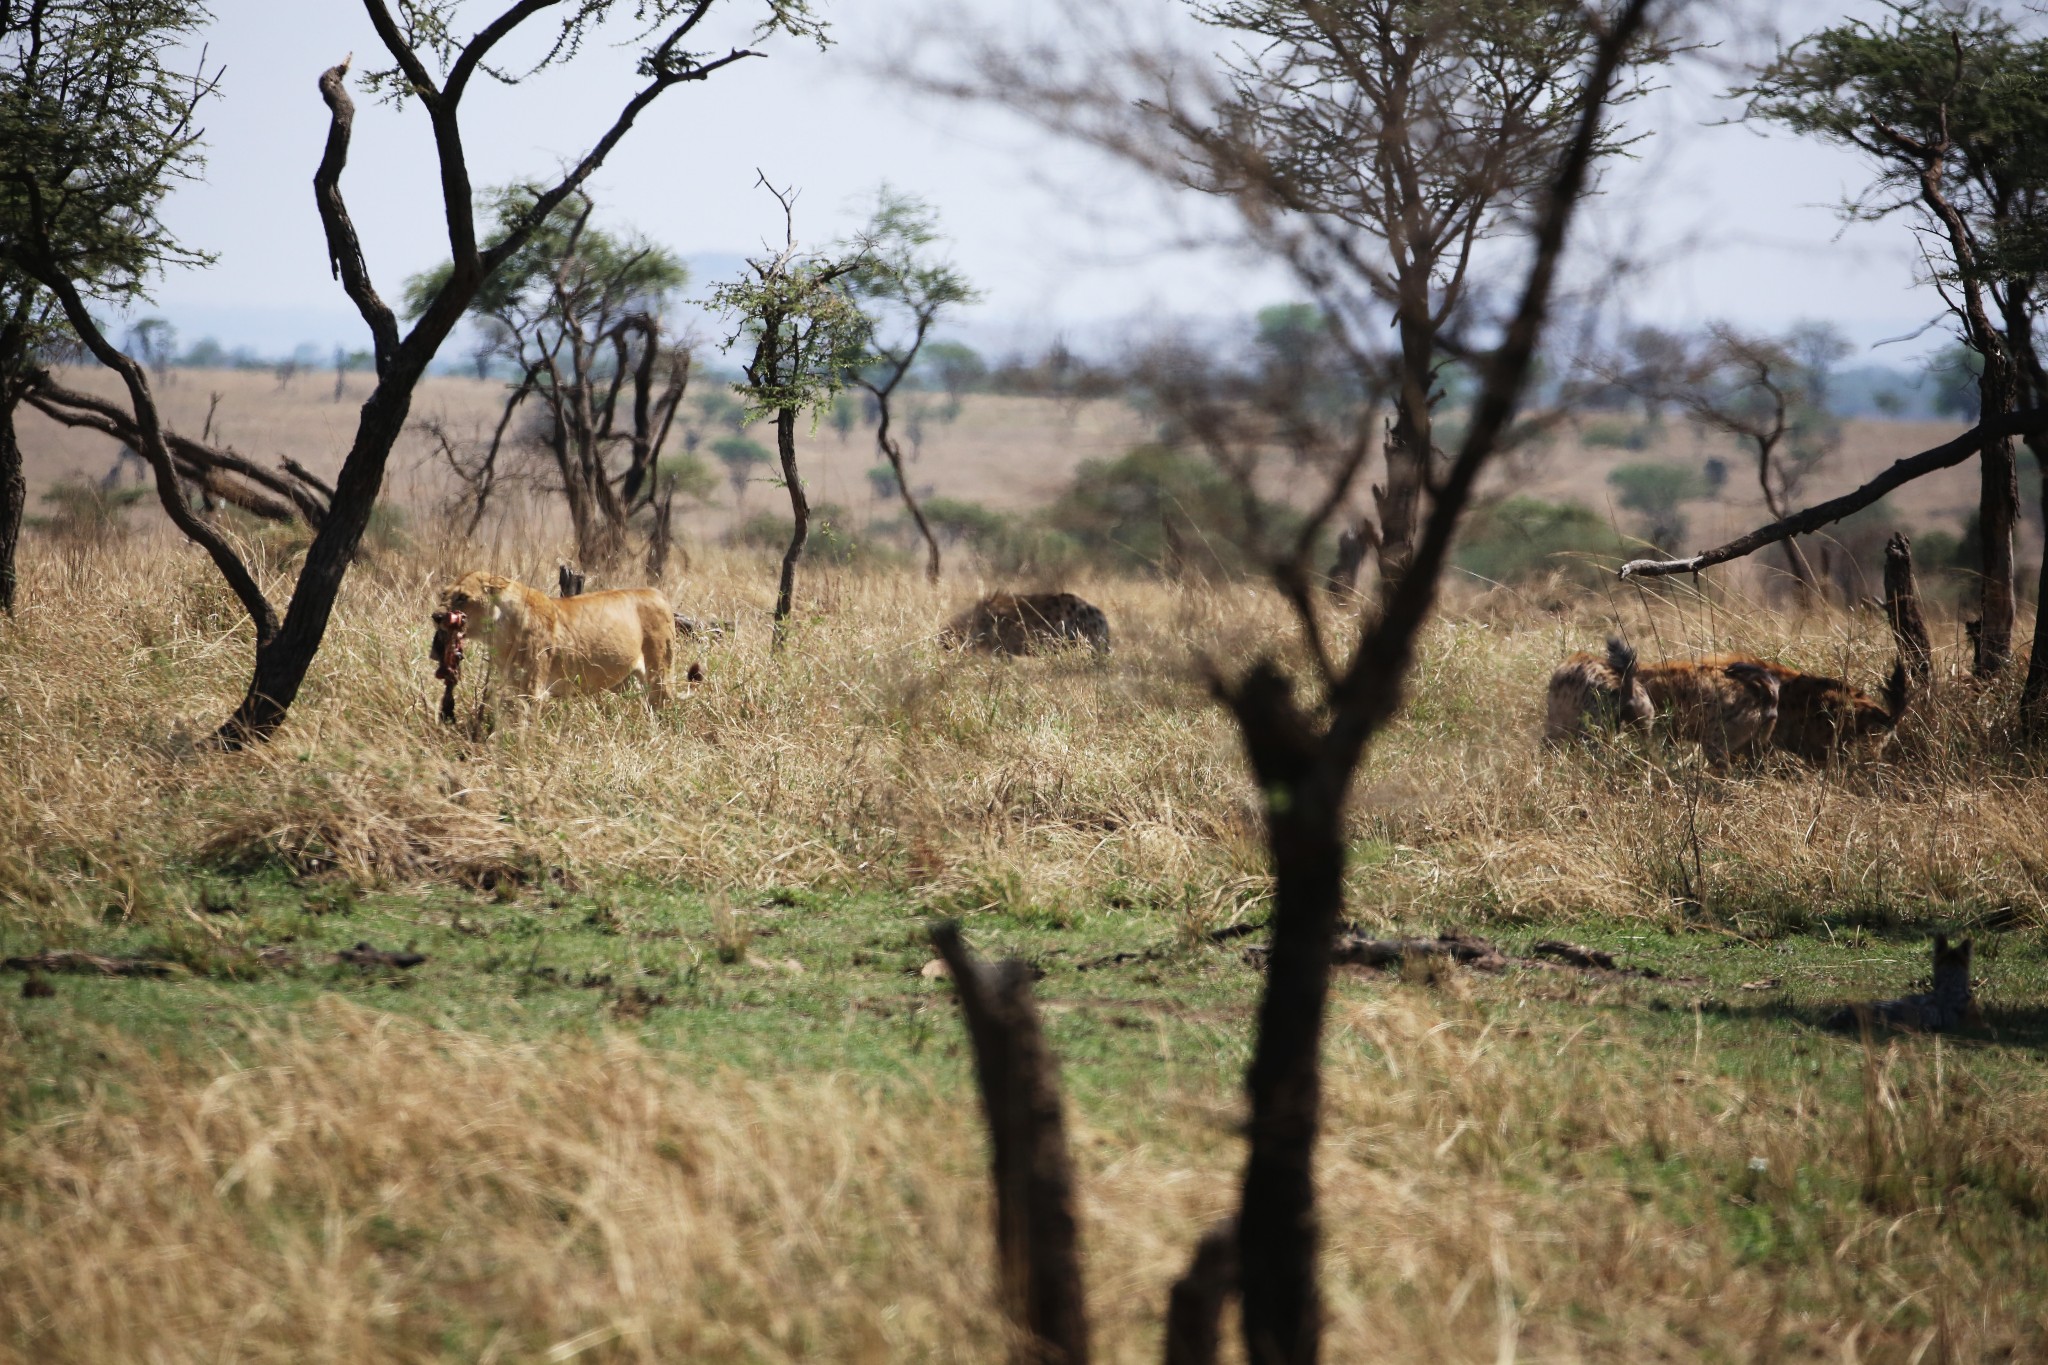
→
(1544, 637, 1653, 745)
(1634, 655, 1782, 764)
(1731, 658, 1909, 763)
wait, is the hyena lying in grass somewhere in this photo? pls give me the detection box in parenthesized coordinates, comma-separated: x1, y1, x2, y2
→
(1552, 641, 1907, 765)
(940, 592, 1111, 657)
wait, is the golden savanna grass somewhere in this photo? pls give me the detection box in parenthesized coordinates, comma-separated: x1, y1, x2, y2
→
(6, 991, 2048, 1361)
(2, 529, 2042, 929)
(6, 529, 2048, 1361)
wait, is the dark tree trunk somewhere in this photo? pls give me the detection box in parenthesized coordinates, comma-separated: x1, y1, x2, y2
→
(1373, 288, 1436, 587)
(931, 921, 1090, 1365)
(2023, 439, 2048, 731)
(221, 381, 416, 742)
(644, 474, 679, 581)
(1884, 531, 1932, 690)
(1977, 398, 2019, 677)
(0, 391, 22, 615)
(1163, 1223, 1237, 1365)
(1212, 662, 1353, 1365)
(772, 406, 807, 649)
(1325, 521, 1376, 598)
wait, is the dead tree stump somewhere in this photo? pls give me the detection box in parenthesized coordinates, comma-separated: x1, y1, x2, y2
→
(1884, 532, 1932, 689)
(932, 920, 1090, 1365)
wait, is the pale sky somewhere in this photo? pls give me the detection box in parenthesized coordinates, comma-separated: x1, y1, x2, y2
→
(144, 0, 1950, 367)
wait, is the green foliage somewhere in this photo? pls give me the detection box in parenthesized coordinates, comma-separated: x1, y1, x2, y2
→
(918, 340, 986, 397)
(708, 198, 872, 422)
(1046, 443, 1299, 577)
(864, 465, 898, 500)
(1607, 461, 1706, 549)
(731, 502, 898, 567)
(711, 436, 770, 472)
(0, 0, 215, 305)
(843, 190, 979, 397)
(1453, 496, 1625, 587)
(657, 452, 719, 504)
(404, 185, 686, 329)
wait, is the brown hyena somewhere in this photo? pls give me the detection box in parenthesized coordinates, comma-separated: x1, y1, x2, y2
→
(1544, 637, 1653, 745)
(940, 592, 1111, 657)
(1635, 655, 1783, 764)
(1736, 658, 1908, 763)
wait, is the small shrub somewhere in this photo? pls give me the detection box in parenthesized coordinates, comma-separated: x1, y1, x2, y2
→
(1454, 496, 1627, 588)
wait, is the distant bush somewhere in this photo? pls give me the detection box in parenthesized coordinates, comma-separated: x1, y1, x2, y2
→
(1046, 443, 1301, 578)
(877, 497, 1081, 577)
(31, 478, 148, 569)
(1607, 460, 1706, 549)
(1580, 417, 1653, 450)
(1454, 496, 1626, 588)
(729, 502, 902, 568)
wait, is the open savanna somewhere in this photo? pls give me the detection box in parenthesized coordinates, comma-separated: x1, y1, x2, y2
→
(17, 366, 2012, 572)
(5, 527, 2048, 1363)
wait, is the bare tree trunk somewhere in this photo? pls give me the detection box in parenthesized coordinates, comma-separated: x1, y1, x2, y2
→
(931, 921, 1090, 1365)
(877, 397, 940, 583)
(1884, 532, 1932, 690)
(645, 474, 678, 582)
(772, 406, 807, 649)
(224, 381, 414, 740)
(1325, 521, 1376, 598)
(0, 391, 22, 615)
(1373, 283, 1437, 587)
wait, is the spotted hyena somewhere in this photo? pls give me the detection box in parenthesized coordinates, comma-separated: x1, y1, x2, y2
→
(1544, 636, 1653, 745)
(1730, 658, 1908, 763)
(1634, 655, 1783, 764)
(940, 592, 1110, 657)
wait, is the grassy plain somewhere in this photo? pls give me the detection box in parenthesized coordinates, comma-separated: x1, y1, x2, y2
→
(4, 529, 2048, 1362)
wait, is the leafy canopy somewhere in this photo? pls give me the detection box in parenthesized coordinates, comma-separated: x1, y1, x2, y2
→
(1742, 1, 2048, 286)
(0, 0, 216, 366)
(842, 189, 979, 393)
(708, 194, 872, 421)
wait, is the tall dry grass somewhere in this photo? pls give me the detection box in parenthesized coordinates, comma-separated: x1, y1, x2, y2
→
(5, 992, 2047, 1361)
(1, 529, 2041, 937)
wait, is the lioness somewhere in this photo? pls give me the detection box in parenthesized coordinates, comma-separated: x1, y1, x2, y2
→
(440, 570, 676, 716)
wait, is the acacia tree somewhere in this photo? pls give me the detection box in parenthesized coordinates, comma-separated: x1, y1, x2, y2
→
(707, 179, 869, 647)
(0, 0, 268, 627)
(1743, 1, 2047, 674)
(8, 0, 819, 743)
(842, 190, 977, 583)
(0, 286, 60, 615)
(1168, 0, 1665, 589)
(408, 186, 691, 568)
(928, 2, 1665, 1360)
